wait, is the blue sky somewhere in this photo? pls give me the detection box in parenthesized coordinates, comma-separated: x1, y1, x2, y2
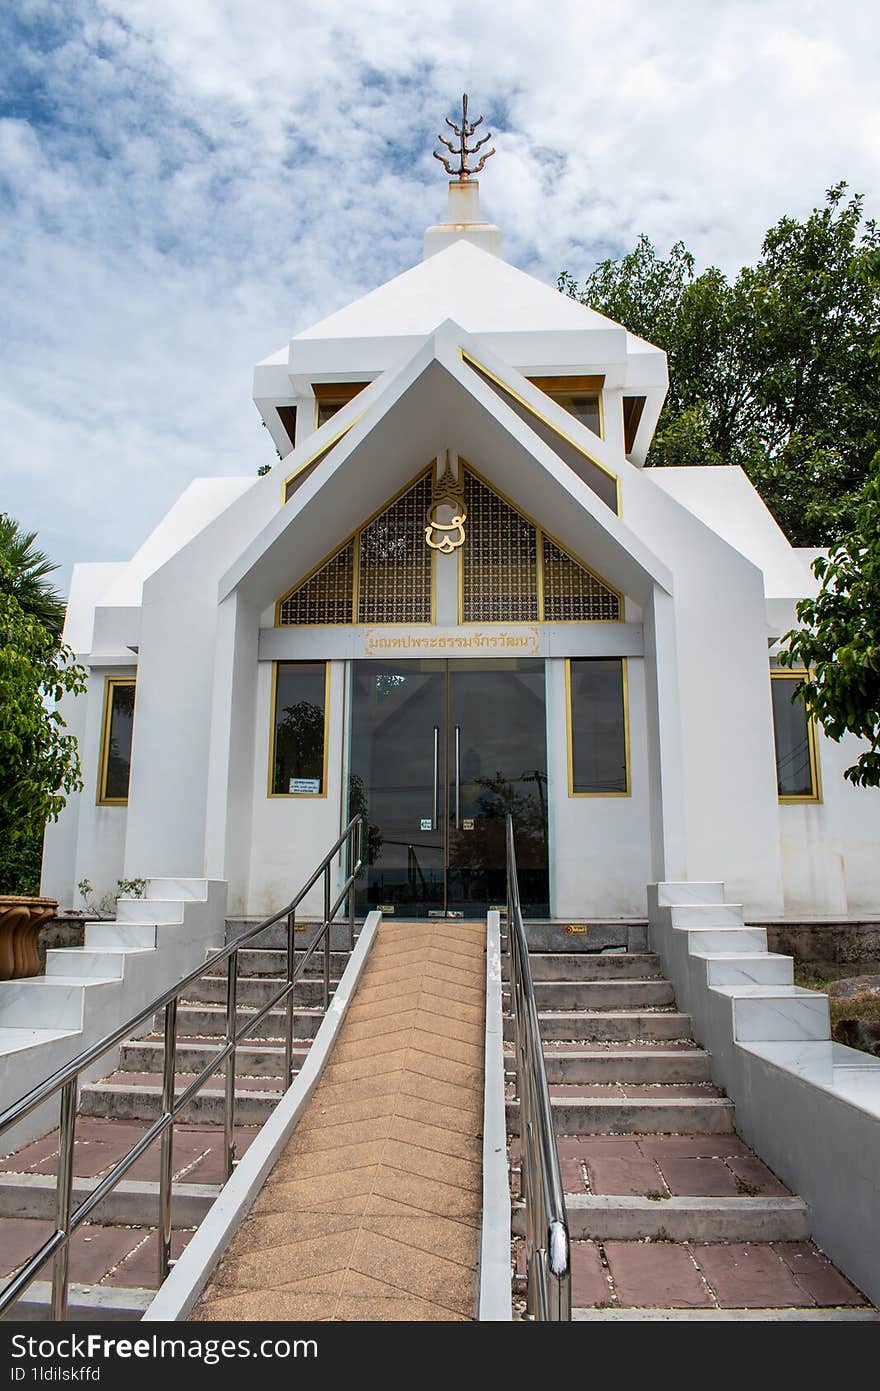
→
(2, 0, 879, 587)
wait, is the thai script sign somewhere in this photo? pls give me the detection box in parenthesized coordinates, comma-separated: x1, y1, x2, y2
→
(363, 626, 540, 656)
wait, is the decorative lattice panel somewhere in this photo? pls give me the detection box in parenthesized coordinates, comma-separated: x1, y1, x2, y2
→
(542, 535, 620, 621)
(358, 473, 433, 624)
(461, 470, 539, 622)
(279, 541, 355, 625)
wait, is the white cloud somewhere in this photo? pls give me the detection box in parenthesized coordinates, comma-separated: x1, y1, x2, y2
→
(1, 0, 878, 578)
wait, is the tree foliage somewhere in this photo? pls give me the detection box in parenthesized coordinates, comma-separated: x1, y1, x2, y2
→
(559, 185, 880, 545)
(778, 249, 880, 786)
(0, 513, 66, 640)
(0, 580, 87, 855)
(778, 456, 880, 786)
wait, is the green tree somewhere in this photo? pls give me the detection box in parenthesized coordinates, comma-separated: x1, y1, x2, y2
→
(559, 185, 880, 544)
(778, 250, 880, 786)
(0, 581, 87, 883)
(778, 455, 880, 786)
(0, 514, 66, 640)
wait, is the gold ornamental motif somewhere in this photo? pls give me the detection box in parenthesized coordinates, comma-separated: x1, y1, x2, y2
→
(425, 454, 467, 554)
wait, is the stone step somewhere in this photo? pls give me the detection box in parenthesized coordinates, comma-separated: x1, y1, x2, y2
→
(1, 1278, 154, 1322)
(670, 904, 744, 929)
(716, 985, 830, 1043)
(79, 1077, 280, 1125)
(695, 953, 794, 988)
(563, 1237, 871, 1312)
(0, 976, 119, 1029)
(170, 1002, 323, 1040)
(225, 920, 359, 952)
(119, 1038, 309, 1076)
(504, 1011, 693, 1043)
(182, 974, 338, 1008)
(504, 980, 675, 1011)
(534, 1047, 712, 1084)
(117, 898, 185, 924)
(507, 1095, 735, 1134)
(510, 923, 649, 953)
(656, 882, 726, 906)
(502, 953, 663, 981)
(146, 878, 208, 903)
(513, 1194, 810, 1242)
(679, 927, 768, 954)
(45, 947, 153, 980)
(573, 1307, 880, 1321)
(0, 1172, 218, 1227)
(225, 947, 351, 978)
(85, 922, 162, 950)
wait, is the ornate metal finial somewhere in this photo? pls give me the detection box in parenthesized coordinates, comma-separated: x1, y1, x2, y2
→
(434, 93, 495, 182)
(425, 453, 467, 553)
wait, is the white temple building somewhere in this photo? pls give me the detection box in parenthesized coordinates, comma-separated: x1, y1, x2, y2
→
(42, 161, 880, 929)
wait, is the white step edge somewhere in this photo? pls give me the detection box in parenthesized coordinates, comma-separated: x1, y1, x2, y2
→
(0, 1172, 220, 1225)
(85, 922, 158, 950)
(523, 1194, 809, 1242)
(116, 899, 185, 924)
(0, 1278, 153, 1320)
(693, 953, 794, 987)
(573, 1307, 879, 1321)
(45, 948, 154, 980)
(656, 883, 726, 906)
(146, 879, 209, 902)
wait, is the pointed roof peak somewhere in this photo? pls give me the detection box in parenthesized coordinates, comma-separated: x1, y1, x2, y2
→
(425, 92, 501, 259)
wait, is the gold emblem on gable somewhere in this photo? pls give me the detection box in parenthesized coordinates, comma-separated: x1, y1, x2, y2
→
(425, 454, 467, 553)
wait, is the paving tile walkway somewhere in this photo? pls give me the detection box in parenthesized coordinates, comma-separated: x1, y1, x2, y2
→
(192, 921, 486, 1322)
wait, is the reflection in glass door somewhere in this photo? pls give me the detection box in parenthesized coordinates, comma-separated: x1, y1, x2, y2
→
(349, 659, 549, 917)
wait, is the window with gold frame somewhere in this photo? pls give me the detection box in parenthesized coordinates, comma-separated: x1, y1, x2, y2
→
(269, 662, 330, 797)
(566, 657, 630, 796)
(770, 670, 822, 803)
(97, 677, 136, 805)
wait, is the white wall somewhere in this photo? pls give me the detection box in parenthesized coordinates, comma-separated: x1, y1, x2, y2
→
(623, 474, 786, 917)
(778, 728, 880, 917)
(548, 656, 652, 918)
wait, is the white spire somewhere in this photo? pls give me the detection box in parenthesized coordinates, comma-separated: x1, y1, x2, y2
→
(425, 94, 502, 259)
(423, 179, 502, 259)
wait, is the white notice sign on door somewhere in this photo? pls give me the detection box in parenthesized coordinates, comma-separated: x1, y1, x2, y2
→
(289, 778, 320, 795)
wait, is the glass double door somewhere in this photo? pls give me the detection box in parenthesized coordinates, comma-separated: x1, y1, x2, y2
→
(350, 659, 549, 918)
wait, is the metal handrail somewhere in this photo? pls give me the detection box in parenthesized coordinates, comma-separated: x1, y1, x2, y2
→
(505, 813, 571, 1320)
(0, 814, 364, 1321)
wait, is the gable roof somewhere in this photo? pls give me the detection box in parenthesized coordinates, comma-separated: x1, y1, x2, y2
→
(291, 240, 625, 344)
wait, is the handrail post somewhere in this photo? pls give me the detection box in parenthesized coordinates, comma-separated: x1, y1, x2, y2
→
(506, 813, 571, 1322)
(224, 953, 238, 1181)
(284, 909, 296, 1087)
(158, 997, 178, 1284)
(323, 864, 331, 1012)
(51, 1078, 77, 1321)
(347, 820, 357, 952)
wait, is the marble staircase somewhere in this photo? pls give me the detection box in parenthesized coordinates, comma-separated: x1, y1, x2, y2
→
(0, 921, 338, 1319)
(504, 941, 878, 1318)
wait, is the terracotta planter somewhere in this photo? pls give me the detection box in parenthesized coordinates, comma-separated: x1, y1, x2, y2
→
(0, 896, 59, 980)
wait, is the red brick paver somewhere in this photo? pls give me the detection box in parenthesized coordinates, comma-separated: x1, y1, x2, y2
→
(603, 1241, 713, 1308)
(694, 1242, 814, 1308)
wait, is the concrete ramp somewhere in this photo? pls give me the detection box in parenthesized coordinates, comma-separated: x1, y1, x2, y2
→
(191, 920, 486, 1321)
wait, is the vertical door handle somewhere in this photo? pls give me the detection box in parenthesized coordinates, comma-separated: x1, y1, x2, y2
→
(432, 726, 439, 831)
(454, 725, 461, 829)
